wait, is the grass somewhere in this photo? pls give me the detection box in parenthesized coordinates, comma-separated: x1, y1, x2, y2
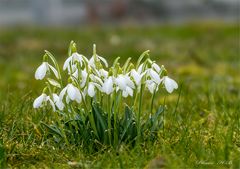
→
(0, 23, 239, 168)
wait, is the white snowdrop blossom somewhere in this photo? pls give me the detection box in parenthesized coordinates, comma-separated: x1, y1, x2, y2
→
(60, 84, 82, 103)
(33, 42, 180, 149)
(130, 69, 144, 86)
(162, 76, 178, 93)
(152, 63, 161, 73)
(115, 74, 135, 97)
(33, 43, 178, 116)
(146, 80, 158, 94)
(89, 55, 108, 68)
(63, 52, 87, 71)
(35, 62, 59, 80)
(33, 93, 56, 111)
(53, 93, 64, 110)
(87, 82, 102, 97)
(147, 69, 161, 84)
(102, 76, 114, 95)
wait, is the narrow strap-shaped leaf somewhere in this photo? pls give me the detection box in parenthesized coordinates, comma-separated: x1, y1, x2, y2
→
(92, 103, 107, 131)
(136, 50, 150, 68)
(41, 122, 64, 138)
(151, 106, 164, 132)
(113, 57, 120, 67)
(123, 57, 131, 73)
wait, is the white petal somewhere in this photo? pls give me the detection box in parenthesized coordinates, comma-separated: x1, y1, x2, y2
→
(59, 86, 68, 100)
(146, 80, 156, 94)
(149, 69, 161, 84)
(72, 52, 83, 66)
(33, 94, 46, 108)
(48, 64, 59, 79)
(46, 96, 56, 112)
(98, 55, 108, 67)
(99, 69, 108, 79)
(52, 93, 59, 102)
(63, 56, 72, 70)
(52, 94, 64, 110)
(90, 74, 103, 85)
(152, 63, 161, 73)
(88, 83, 95, 97)
(164, 76, 178, 93)
(35, 62, 48, 80)
(102, 77, 113, 95)
(126, 86, 133, 97)
(80, 70, 88, 87)
(137, 64, 144, 74)
(115, 75, 127, 90)
(89, 57, 95, 68)
(67, 84, 77, 100)
(131, 69, 141, 85)
(56, 100, 64, 110)
(125, 75, 135, 89)
(74, 87, 82, 103)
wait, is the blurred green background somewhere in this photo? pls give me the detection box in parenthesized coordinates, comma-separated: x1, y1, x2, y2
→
(0, 24, 239, 98)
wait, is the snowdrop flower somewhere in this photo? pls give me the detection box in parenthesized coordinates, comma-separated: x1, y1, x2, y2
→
(52, 94, 64, 110)
(60, 83, 82, 103)
(89, 55, 108, 68)
(89, 44, 108, 69)
(99, 69, 108, 79)
(152, 63, 161, 73)
(35, 62, 59, 80)
(87, 82, 101, 97)
(147, 69, 161, 84)
(146, 80, 158, 94)
(115, 74, 135, 97)
(80, 69, 88, 88)
(33, 93, 56, 111)
(122, 86, 134, 98)
(89, 74, 104, 86)
(63, 52, 87, 71)
(162, 76, 178, 93)
(102, 76, 114, 95)
(130, 69, 145, 86)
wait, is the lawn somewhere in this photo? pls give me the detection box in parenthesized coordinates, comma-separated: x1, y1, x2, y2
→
(0, 23, 239, 168)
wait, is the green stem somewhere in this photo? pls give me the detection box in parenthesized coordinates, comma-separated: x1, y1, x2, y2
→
(150, 89, 157, 116)
(137, 84, 144, 144)
(113, 91, 119, 147)
(107, 94, 112, 145)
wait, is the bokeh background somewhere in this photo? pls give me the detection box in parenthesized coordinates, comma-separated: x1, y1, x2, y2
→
(0, 0, 238, 97)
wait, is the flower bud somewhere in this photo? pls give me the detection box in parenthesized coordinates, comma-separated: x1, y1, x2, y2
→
(71, 43, 77, 53)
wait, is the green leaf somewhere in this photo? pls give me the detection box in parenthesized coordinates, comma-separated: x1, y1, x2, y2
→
(92, 103, 107, 133)
(150, 106, 164, 132)
(41, 122, 64, 138)
(123, 57, 131, 73)
(113, 57, 121, 67)
(136, 50, 150, 68)
(120, 105, 134, 141)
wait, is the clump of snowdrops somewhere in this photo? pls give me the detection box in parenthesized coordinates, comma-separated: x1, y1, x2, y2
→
(33, 41, 178, 149)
